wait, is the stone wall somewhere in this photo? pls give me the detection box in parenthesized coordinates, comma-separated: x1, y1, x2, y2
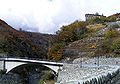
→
(83, 69, 119, 84)
(56, 63, 120, 84)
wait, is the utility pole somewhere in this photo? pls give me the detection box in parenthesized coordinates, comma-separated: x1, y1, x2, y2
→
(80, 58, 82, 68)
(79, 52, 82, 68)
(97, 54, 99, 66)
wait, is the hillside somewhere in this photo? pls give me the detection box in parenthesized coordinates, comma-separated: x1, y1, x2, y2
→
(63, 22, 120, 60)
(0, 19, 55, 59)
(50, 15, 120, 61)
(1, 13, 120, 61)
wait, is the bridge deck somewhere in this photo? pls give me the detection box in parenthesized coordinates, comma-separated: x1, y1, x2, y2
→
(0, 58, 63, 66)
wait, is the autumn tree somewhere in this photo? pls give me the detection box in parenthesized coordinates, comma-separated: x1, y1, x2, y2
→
(49, 21, 88, 60)
(56, 21, 88, 43)
(48, 43, 65, 60)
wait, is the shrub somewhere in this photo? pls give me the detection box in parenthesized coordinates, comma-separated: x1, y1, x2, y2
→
(105, 29, 119, 39)
(42, 70, 55, 81)
(0, 69, 6, 74)
(112, 38, 120, 54)
(39, 79, 44, 84)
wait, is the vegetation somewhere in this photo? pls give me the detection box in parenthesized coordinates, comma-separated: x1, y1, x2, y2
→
(88, 16, 117, 24)
(87, 24, 106, 32)
(48, 21, 89, 60)
(42, 71, 55, 81)
(0, 19, 55, 59)
(96, 28, 119, 55)
(39, 79, 44, 84)
(112, 38, 120, 54)
(39, 70, 55, 84)
(57, 21, 88, 42)
(0, 69, 6, 74)
(48, 43, 65, 60)
(0, 12, 120, 61)
(105, 29, 119, 39)
(56, 13, 120, 59)
(49, 15, 120, 60)
(109, 23, 120, 29)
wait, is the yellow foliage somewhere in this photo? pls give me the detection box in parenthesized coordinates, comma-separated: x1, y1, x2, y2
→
(48, 47, 63, 60)
(89, 43, 97, 49)
(51, 50, 63, 60)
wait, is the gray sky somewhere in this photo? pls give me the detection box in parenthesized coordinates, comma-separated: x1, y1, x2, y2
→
(0, 0, 119, 34)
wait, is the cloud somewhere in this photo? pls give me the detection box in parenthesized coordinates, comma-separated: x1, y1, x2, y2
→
(0, 0, 119, 34)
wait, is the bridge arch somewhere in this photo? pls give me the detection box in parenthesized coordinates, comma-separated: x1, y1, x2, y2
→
(4, 60, 62, 74)
(7, 63, 57, 75)
(5, 61, 27, 73)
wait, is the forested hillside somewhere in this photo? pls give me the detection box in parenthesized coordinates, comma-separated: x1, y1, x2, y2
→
(0, 19, 55, 59)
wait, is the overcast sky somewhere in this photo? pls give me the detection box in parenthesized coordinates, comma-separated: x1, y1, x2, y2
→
(0, 0, 119, 34)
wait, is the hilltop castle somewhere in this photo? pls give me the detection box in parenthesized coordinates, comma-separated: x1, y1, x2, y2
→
(85, 13, 106, 21)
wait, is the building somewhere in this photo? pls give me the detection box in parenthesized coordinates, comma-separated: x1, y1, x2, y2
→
(85, 13, 106, 21)
(109, 13, 120, 21)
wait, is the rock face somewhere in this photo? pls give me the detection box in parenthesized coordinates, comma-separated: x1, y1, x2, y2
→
(0, 19, 55, 59)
